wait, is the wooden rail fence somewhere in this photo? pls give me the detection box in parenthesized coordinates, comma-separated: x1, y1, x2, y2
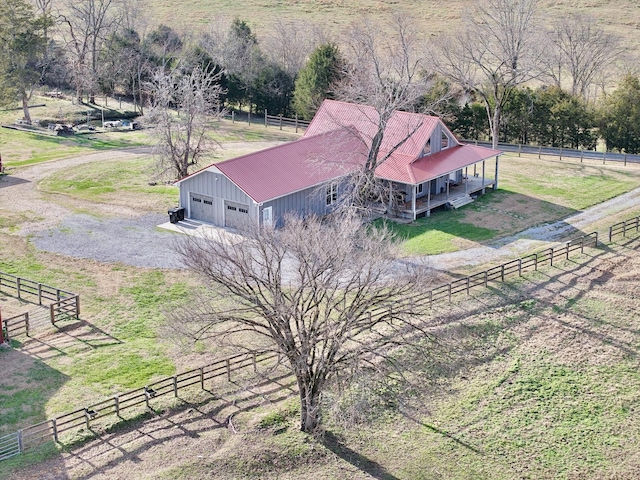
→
(608, 216, 640, 241)
(2, 350, 280, 458)
(1, 311, 29, 341)
(0, 272, 79, 326)
(4, 218, 640, 462)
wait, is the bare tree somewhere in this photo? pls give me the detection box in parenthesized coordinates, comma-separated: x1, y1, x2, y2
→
(58, 0, 123, 103)
(541, 14, 621, 101)
(174, 213, 429, 433)
(145, 65, 225, 180)
(334, 13, 444, 210)
(432, 0, 541, 149)
(262, 18, 327, 78)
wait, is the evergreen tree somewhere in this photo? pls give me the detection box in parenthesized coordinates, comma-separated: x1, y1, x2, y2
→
(0, 0, 48, 123)
(292, 43, 344, 120)
(598, 75, 640, 154)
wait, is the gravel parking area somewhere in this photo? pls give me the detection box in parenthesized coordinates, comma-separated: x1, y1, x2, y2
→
(32, 213, 184, 269)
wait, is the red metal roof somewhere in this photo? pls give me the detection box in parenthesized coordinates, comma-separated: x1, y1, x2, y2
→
(304, 99, 447, 158)
(375, 144, 502, 184)
(213, 129, 367, 203)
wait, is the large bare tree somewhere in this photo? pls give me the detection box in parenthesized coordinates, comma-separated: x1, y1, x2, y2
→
(335, 13, 444, 210)
(432, 0, 541, 149)
(541, 14, 621, 101)
(145, 65, 225, 180)
(174, 213, 428, 433)
(58, 0, 123, 103)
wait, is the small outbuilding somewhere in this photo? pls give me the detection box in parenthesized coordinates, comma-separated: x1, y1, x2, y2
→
(175, 100, 502, 228)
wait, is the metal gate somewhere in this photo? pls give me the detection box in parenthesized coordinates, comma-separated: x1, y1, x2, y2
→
(0, 432, 21, 461)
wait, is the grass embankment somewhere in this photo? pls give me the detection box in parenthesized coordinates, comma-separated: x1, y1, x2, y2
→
(385, 155, 640, 255)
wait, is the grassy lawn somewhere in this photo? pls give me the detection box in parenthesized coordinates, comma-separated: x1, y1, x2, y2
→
(38, 156, 179, 211)
(384, 155, 640, 255)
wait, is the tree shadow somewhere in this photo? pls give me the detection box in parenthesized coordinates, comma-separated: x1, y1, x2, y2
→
(321, 431, 402, 480)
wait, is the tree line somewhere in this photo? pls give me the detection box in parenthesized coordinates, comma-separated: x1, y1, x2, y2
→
(2, 0, 640, 154)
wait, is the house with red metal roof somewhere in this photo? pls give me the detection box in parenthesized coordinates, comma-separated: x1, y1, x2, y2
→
(175, 100, 501, 228)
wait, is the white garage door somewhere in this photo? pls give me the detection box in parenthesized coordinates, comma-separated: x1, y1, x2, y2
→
(224, 201, 249, 227)
(190, 194, 217, 224)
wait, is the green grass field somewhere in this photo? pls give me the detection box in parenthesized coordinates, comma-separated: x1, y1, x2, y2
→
(2, 113, 640, 478)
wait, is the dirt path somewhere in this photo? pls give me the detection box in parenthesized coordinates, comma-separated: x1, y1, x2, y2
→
(420, 186, 640, 272)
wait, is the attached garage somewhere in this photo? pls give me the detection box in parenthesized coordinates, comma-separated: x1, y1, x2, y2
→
(224, 201, 250, 227)
(190, 193, 218, 224)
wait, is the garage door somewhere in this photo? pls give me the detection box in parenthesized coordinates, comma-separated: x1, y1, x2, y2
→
(190, 194, 217, 224)
(224, 201, 250, 227)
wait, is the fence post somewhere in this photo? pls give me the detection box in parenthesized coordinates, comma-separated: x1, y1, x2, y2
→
(231, 111, 235, 123)
(174, 375, 178, 397)
(264, 109, 267, 127)
(466, 276, 470, 295)
(38, 284, 42, 305)
(534, 253, 538, 271)
(253, 352, 257, 372)
(115, 396, 120, 417)
(623, 220, 627, 237)
(484, 270, 488, 286)
(518, 258, 522, 276)
(52, 418, 58, 443)
(501, 264, 505, 282)
(17, 430, 23, 454)
(200, 367, 205, 390)
(538, 146, 541, 159)
(448, 283, 452, 303)
(50, 303, 55, 326)
(625, 153, 627, 166)
(75, 296, 80, 319)
(279, 115, 283, 130)
(559, 146, 562, 161)
(226, 359, 231, 381)
(580, 149, 583, 163)
(609, 226, 613, 242)
(16, 277, 21, 300)
(295, 114, 299, 133)
(636, 216, 639, 232)
(581, 237, 584, 254)
(518, 144, 521, 157)
(57, 289, 61, 301)
(25, 312, 29, 337)
(85, 409, 90, 428)
(603, 151, 606, 164)
(550, 248, 554, 267)
(594, 231, 598, 247)
(429, 290, 433, 308)
(566, 242, 570, 260)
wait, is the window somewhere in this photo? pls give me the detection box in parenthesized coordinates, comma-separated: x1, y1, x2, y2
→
(203, 200, 213, 205)
(441, 131, 449, 149)
(422, 139, 431, 156)
(417, 183, 424, 194)
(192, 197, 202, 203)
(227, 205, 237, 211)
(239, 208, 248, 214)
(326, 184, 337, 205)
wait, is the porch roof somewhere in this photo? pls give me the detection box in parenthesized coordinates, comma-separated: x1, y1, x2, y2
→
(375, 144, 502, 185)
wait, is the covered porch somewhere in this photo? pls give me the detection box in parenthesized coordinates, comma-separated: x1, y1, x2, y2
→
(398, 174, 496, 219)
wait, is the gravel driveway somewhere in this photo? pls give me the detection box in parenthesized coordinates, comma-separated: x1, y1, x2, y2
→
(4, 146, 640, 270)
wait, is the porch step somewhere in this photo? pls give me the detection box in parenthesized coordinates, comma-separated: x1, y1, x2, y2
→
(448, 194, 474, 209)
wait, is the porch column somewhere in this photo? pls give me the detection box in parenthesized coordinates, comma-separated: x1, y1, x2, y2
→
(427, 180, 431, 217)
(389, 180, 393, 212)
(412, 185, 417, 221)
(446, 176, 450, 199)
(482, 160, 486, 193)
(493, 155, 499, 190)
(465, 167, 468, 193)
